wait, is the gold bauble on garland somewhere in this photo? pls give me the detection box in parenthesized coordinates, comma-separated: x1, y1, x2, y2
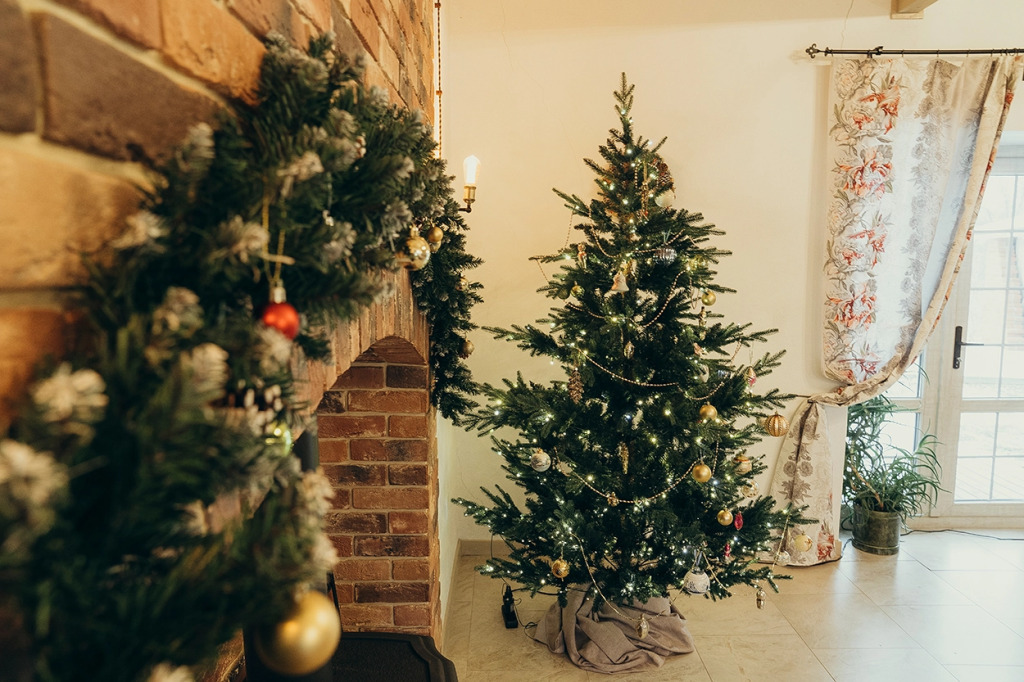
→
(701, 290, 717, 306)
(459, 338, 475, 358)
(398, 226, 431, 270)
(253, 590, 341, 676)
(691, 463, 712, 483)
(551, 558, 570, 579)
(698, 403, 718, 422)
(426, 224, 444, 253)
(764, 412, 789, 437)
(716, 509, 734, 526)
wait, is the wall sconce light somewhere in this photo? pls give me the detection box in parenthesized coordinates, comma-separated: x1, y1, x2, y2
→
(460, 155, 480, 212)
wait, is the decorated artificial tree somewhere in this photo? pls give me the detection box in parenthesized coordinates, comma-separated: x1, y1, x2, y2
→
(455, 75, 807, 672)
(0, 35, 481, 682)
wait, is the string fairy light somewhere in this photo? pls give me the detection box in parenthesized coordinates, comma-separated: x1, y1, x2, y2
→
(556, 442, 722, 508)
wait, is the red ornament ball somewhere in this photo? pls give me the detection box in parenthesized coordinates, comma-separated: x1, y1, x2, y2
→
(262, 301, 300, 340)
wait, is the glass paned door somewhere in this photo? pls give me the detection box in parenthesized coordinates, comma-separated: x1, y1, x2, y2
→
(931, 147, 1024, 519)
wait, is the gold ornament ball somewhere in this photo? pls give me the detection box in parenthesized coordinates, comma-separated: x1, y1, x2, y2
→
(426, 225, 444, 253)
(717, 509, 734, 526)
(701, 290, 717, 306)
(571, 284, 584, 297)
(691, 463, 712, 483)
(792, 533, 814, 553)
(459, 338, 475, 359)
(254, 590, 341, 676)
(764, 412, 790, 438)
(551, 558, 570, 579)
(399, 228, 431, 270)
(698, 403, 718, 422)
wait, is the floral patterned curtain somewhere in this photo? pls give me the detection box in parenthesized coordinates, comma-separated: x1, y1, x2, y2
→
(769, 54, 1023, 566)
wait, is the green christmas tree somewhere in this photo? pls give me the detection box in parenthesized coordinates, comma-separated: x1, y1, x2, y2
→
(456, 76, 804, 614)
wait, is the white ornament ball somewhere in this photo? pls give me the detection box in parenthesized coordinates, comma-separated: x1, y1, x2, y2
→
(654, 189, 676, 208)
(530, 449, 551, 472)
(682, 568, 710, 595)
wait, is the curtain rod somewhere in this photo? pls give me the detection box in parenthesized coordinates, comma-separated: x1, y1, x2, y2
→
(806, 43, 1024, 59)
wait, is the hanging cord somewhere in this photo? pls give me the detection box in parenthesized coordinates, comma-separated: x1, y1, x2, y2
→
(434, 2, 443, 155)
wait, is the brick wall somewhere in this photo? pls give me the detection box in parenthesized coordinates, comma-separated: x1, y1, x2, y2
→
(319, 350, 441, 637)
(0, 0, 436, 423)
(0, 0, 440, 678)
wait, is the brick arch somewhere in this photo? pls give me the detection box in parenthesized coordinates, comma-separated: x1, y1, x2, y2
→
(316, 331, 440, 640)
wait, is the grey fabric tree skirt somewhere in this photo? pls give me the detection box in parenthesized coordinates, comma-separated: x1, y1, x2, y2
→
(530, 591, 695, 674)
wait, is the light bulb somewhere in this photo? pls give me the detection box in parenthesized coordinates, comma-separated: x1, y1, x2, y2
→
(463, 155, 480, 185)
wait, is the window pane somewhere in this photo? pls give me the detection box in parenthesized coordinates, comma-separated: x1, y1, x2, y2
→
(885, 355, 923, 399)
(995, 413, 1024, 457)
(954, 457, 993, 501)
(881, 411, 919, 456)
(970, 233, 1011, 288)
(976, 175, 1014, 231)
(967, 290, 1007, 344)
(991, 458, 1024, 501)
(959, 412, 997, 457)
(1002, 347, 1024, 398)
(962, 346, 1003, 398)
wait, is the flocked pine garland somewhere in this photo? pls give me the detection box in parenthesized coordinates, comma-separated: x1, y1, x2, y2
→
(0, 33, 481, 682)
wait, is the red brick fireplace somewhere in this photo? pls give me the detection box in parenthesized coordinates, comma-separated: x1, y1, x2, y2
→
(0, 1, 442, 678)
(318, 342, 441, 638)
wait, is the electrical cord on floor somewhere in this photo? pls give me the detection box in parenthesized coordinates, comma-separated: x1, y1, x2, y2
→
(901, 528, 1024, 541)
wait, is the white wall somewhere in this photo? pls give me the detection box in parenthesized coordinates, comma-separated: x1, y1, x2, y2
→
(436, 0, 1024, 612)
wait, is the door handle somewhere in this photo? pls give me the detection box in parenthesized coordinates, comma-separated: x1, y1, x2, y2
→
(953, 325, 984, 369)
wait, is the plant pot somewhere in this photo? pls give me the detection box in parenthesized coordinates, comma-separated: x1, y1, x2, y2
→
(851, 506, 901, 555)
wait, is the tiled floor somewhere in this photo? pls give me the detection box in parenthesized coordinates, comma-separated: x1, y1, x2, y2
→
(441, 530, 1024, 681)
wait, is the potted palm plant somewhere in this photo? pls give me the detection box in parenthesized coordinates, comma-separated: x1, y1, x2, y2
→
(843, 395, 943, 555)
